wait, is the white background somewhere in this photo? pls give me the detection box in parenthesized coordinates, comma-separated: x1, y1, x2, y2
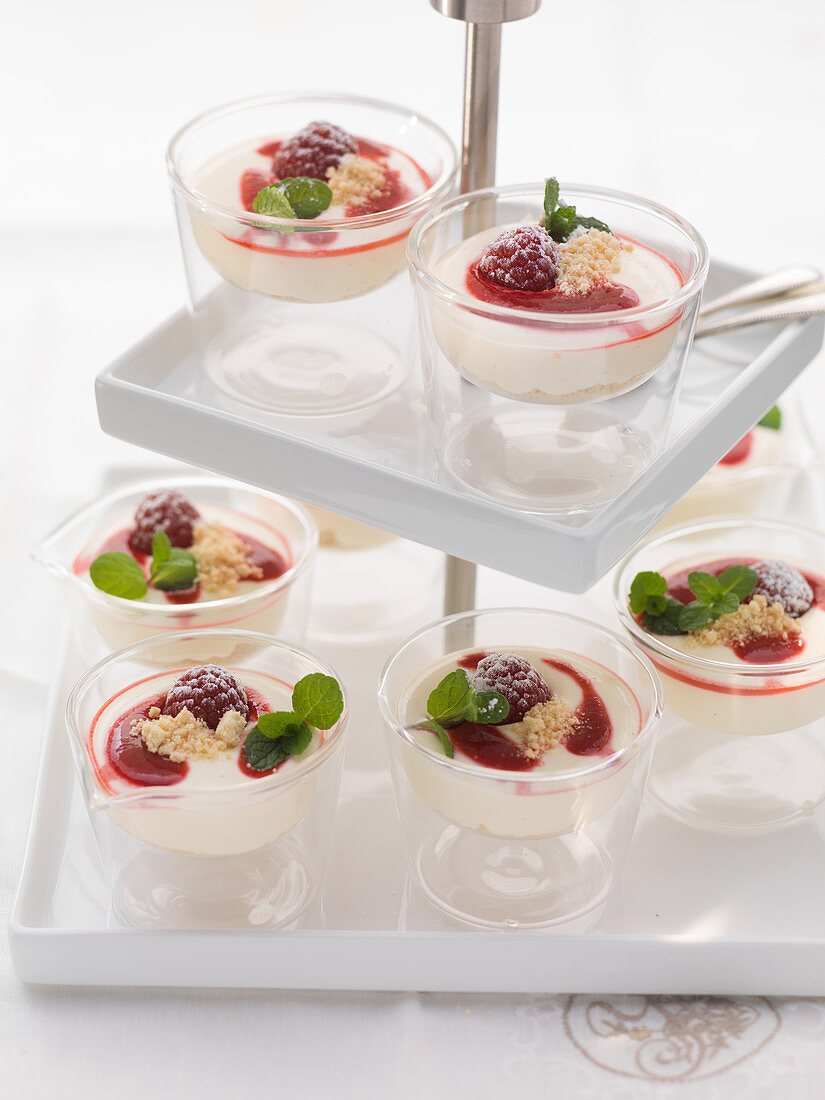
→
(3, 0, 825, 1096)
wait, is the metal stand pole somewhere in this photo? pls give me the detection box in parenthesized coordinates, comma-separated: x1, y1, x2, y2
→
(430, 0, 542, 616)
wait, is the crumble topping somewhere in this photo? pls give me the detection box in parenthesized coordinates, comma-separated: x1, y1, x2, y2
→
(513, 697, 579, 759)
(556, 229, 630, 295)
(686, 595, 800, 649)
(132, 706, 246, 762)
(191, 522, 262, 598)
(326, 155, 386, 208)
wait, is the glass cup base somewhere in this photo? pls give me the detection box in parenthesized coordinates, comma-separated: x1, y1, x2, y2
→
(413, 821, 613, 930)
(112, 836, 315, 929)
(649, 718, 825, 832)
(443, 404, 651, 515)
(204, 314, 406, 416)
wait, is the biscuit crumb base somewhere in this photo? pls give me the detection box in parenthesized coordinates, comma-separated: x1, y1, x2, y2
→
(326, 155, 386, 209)
(133, 705, 245, 762)
(514, 697, 579, 759)
(191, 522, 262, 598)
(687, 595, 800, 649)
(557, 229, 629, 296)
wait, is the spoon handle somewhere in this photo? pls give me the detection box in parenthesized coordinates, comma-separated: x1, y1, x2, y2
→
(694, 291, 825, 339)
(699, 265, 823, 317)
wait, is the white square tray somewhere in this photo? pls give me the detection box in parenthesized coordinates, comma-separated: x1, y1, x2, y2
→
(94, 260, 824, 593)
(12, 611, 825, 995)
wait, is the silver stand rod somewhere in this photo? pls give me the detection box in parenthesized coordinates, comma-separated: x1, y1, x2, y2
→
(432, 0, 541, 616)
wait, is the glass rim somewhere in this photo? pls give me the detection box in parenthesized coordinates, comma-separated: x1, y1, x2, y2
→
(406, 180, 709, 326)
(166, 91, 459, 232)
(377, 606, 663, 784)
(33, 474, 318, 619)
(66, 627, 348, 806)
(614, 515, 825, 677)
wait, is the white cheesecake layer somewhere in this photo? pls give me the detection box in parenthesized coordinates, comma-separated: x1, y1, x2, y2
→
(91, 669, 322, 856)
(188, 136, 429, 303)
(398, 646, 643, 838)
(430, 224, 683, 404)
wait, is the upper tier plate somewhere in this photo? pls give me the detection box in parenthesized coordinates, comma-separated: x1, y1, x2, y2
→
(95, 260, 824, 592)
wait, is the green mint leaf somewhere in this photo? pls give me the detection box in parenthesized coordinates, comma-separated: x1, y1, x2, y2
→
(252, 185, 295, 218)
(243, 727, 291, 771)
(291, 673, 344, 729)
(473, 691, 510, 725)
(643, 597, 687, 636)
(758, 405, 782, 431)
(548, 204, 577, 243)
(277, 177, 333, 219)
(688, 571, 723, 605)
(679, 601, 717, 632)
(89, 552, 148, 600)
(629, 571, 668, 615)
(711, 591, 740, 618)
(256, 711, 303, 739)
(570, 214, 612, 235)
(427, 668, 475, 727)
(424, 718, 454, 758)
(543, 177, 560, 224)
(281, 723, 313, 757)
(151, 530, 171, 570)
(151, 548, 198, 592)
(717, 565, 758, 602)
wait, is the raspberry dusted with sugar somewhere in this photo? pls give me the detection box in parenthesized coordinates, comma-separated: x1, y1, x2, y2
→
(477, 225, 559, 293)
(474, 653, 552, 723)
(752, 559, 814, 618)
(129, 490, 201, 556)
(273, 121, 358, 181)
(163, 665, 249, 730)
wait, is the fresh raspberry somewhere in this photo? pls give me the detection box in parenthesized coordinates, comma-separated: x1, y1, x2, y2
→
(163, 665, 249, 730)
(272, 121, 358, 181)
(752, 559, 814, 618)
(477, 225, 559, 292)
(129, 490, 201, 556)
(240, 169, 273, 212)
(473, 653, 552, 723)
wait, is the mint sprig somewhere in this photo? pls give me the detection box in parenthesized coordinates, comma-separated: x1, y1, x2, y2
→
(89, 530, 198, 599)
(630, 565, 758, 635)
(252, 177, 333, 222)
(758, 405, 782, 431)
(542, 176, 611, 242)
(423, 668, 510, 758)
(243, 673, 344, 772)
(149, 531, 198, 592)
(89, 552, 148, 600)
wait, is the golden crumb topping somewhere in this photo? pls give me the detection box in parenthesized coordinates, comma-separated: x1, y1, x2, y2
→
(556, 229, 629, 296)
(513, 697, 579, 759)
(326, 155, 386, 209)
(687, 595, 800, 649)
(132, 706, 245, 762)
(191, 522, 262, 598)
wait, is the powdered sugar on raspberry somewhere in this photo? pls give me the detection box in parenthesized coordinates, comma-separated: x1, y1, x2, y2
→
(273, 121, 358, 181)
(473, 652, 553, 723)
(477, 225, 559, 293)
(163, 665, 249, 730)
(129, 490, 200, 556)
(752, 559, 814, 618)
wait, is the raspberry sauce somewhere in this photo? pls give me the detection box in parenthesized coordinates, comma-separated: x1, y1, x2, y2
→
(466, 262, 639, 314)
(542, 659, 613, 755)
(719, 431, 754, 466)
(445, 722, 538, 771)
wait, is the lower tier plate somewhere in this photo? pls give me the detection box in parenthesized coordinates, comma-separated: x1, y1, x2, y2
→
(12, 587, 825, 994)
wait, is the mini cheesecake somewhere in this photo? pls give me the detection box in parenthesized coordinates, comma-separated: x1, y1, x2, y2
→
(400, 647, 643, 838)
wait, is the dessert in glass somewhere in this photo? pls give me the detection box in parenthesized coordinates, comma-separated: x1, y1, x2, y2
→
(67, 629, 348, 928)
(408, 179, 708, 514)
(34, 476, 316, 660)
(615, 517, 825, 830)
(168, 93, 457, 415)
(378, 608, 661, 929)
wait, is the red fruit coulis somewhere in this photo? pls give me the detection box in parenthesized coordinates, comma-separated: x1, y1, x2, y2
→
(662, 556, 825, 665)
(76, 526, 288, 604)
(440, 653, 614, 769)
(718, 431, 754, 466)
(466, 263, 639, 314)
(103, 686, 271, 788)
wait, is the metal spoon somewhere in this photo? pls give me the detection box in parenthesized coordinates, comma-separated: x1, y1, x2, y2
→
(694, 289, 825, 339)
(699, 264, 822, 318)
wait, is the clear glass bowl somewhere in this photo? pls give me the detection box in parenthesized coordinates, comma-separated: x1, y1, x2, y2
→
(377, 608, 661, 930)
(34, 475, 316, 662)
(407, 182, 708, 515)
(67, 629, 348, 928)
(614, 517, 825, 831)
(168, 92, 457, 415)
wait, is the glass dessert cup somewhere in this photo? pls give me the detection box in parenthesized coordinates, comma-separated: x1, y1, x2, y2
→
(407, 183, 708, 515)
(34, 475, 316, 663)
(614, 517, 825, 831)
(66, 629, 348, 929)
(378, 608, 661, 930)
(168, 93, 457, 416)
